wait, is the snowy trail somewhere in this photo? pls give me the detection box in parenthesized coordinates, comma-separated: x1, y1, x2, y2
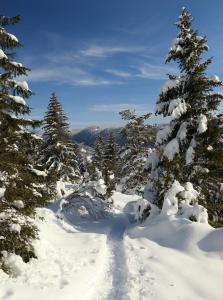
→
(105, 212, 131, 300)
(1, 192, 223, 300)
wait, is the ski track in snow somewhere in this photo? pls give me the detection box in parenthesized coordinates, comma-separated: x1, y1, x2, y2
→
(105, 212, 131, 300)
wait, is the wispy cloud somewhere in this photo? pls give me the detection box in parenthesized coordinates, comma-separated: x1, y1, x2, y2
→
(27, 66, 85, 82)
(90, 103, 149, 114)
(136, 63, 177, 80)
(26, 66, 121, 86)
(72, 78, 113, 86)
(80, 45, 143, 58)
(106, 69, 132, 78)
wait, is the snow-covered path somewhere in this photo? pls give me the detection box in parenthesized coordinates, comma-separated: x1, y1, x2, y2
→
(0, 192, 223, 300)
(106, 212, 130, 300)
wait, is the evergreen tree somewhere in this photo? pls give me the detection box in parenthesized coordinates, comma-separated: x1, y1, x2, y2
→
(0, 15, 52, 270)
(92, 135, 105, 174)
(201, 113, 223, 226)
(117, 109, 153, 195)
(92, 134, 118, 201)
(146, 8, 223, 224)
(39, 93, 81, 186)
(102, 132, 118, 199)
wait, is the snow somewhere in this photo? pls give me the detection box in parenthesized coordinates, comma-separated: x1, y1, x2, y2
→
(197, 114, 208, 134)
(11, 61, 23, 67)
(9, 95, 26, 106)
(168, 98, 187, 119)
(0, 187, 6, 198)
(15, 80, 29, 91)
(13, 200, 24, 209)
(125, 215, 223, 300)
(9, 223, 21, 233)
(177, 122, 187, 141)
(163, 138, 179, 161)
(156, 125, 172, 145)
(7, 33, 19, 43)
(0, 192, 222, 300)
(210, 75, 221, 83)
(0, 49, 7, 59)
(161, 180, 184, 216)
(159, 77, 181, 95)
(94, 179, 107, 195)
(186, 138, 196, 165)
(207, 145, 213, 151)
(30, 168, 47, 177)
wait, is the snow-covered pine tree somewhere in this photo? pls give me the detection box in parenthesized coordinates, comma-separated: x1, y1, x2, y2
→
(92, 135, 105, 174)
(40, 93, 81, 188)
(117, 109, 153, 195)
(200, 113, 223, 226)
(147, 8, 223, 222)
(0, 15, 52, 270)
(101, 132, 118, 199)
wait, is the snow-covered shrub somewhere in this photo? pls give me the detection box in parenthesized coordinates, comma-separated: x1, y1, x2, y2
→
(179, 182, 208, 223)
(61, 194, 110, 221)
(135, 198, 159, 223)
(161, 180, 185, 216)
(160, 180, 208, 223)
(59, 174, 110, 221)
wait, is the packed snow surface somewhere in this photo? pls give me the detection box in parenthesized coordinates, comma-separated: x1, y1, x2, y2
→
(0, 192, 223, 300)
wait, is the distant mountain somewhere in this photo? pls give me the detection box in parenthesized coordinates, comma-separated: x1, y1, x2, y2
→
(72, 125, 157, 147)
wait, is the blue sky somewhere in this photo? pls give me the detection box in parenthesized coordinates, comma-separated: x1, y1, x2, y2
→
(2, 0, 223, 128)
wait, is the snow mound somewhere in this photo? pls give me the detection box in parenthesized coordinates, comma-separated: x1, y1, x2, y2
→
(60, 193, 110, 221)
(128, 213, 223, 255)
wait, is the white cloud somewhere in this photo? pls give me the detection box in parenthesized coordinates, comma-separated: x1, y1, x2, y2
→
(90, 103, 148, 114)
(106, 69, 132, 78)
(27, 66, 85, 82)
(26, 66, 121, 86)
(136, 63, 177, 80)
(80, 46, 142, 58)
(72, 79, 112, 86)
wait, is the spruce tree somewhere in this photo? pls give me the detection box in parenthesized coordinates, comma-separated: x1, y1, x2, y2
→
(102, 132, 118, 199)
(40, 93, 81, 186)
(0, 15, 52, 269)
(117, 109, 153, 195)
(147, 8, 223, 223)
(92, 135, 105, 174)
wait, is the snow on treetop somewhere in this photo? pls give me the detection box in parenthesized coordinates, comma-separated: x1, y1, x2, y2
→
(169, 38, 183, 53)
(0, 49, 7, 59)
